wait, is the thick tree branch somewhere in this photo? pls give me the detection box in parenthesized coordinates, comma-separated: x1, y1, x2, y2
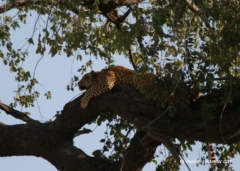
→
(0, 85, 163, 171)
(65, 84, 240, 144)
(0, 124, 108, 171)
(1, 84, 240, 171)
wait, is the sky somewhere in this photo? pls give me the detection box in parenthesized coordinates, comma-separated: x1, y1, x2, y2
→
(0, 8, 239, 171)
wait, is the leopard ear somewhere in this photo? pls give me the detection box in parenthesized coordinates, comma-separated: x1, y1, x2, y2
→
(90, 70, 97, 78)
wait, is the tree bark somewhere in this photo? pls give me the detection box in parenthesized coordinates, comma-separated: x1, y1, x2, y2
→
(0, 84, 240, 171)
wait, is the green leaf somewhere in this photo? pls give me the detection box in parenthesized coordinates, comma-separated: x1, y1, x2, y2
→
(55, 34, 63, 44)
(97, 117, 102, 126)
(28, 38, 34, 45)
(152, 159, 158, 165)
(102, 0, 110, 4)
(100, 139, 105, 143)
(49, 46, 57, 57)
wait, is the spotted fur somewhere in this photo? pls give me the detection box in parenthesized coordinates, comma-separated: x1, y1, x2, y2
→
(78, 65, 183, 108)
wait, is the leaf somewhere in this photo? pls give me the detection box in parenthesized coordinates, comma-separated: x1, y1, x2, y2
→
(100, 139, 105, 143)
(6, 43, 12, 51)
(102, 0, 110, 4)
(55, 34, 63, 44)
(49, 47, 57, 57)
(152, 159, 158, 165)
(28, 38, 34, 45)
(97, 117, 102, 126)
(77, 55, 82, 61)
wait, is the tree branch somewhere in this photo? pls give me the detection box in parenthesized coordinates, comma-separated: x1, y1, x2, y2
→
(103, 8, 132, 29)
(74, 128, 92, 137)
(128, 45, 138, 70)
(134, 117, 180, 163)
(0, 102, 40, 126)
(0, 123, 108, 171)
(0, 0, 139, 30)
(72, 84, 240, 143)
(185, 0, 200, 12)
(0, 0, 37, 14)
(0, 0, 142, 14)
(185, 0, 212, 29)
(0, 85, 163, 171)
(0, 84, 240, 171)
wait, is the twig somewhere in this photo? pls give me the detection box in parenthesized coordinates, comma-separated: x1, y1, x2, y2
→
(0, 102, 40, 126)
(219, 65, 233, 144)
(179, 154, 191, 171)
(125, 126, 133, 137)
(141, 107, 169, 130)
(105, 8, 132, 29)
(146, 129, 181, 164)
(227, 129, 240, 140)
(74, 129, 92, 137)
(128, 45, 138, 70)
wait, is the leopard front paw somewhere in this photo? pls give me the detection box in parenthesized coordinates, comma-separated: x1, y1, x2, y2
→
(81, 99, 88, 108)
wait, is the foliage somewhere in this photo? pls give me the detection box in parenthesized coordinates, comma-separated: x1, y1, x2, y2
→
(92, 113, 132, 161)
(1, 0, 240, 170)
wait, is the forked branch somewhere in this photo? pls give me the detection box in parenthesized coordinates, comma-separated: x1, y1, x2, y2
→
(0, 102, 40, 126)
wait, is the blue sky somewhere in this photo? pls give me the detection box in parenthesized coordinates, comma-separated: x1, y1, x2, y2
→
(0, 9, 239, 171)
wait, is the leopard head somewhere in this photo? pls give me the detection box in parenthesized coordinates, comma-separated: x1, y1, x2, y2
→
(78, 70, 99, 90)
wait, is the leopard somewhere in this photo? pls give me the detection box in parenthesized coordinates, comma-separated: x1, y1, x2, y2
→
(78, 65, 184, 108)
(78, 65, 216, 167)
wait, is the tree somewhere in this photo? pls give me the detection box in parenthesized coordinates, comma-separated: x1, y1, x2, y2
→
(0, 0, 240, 170)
